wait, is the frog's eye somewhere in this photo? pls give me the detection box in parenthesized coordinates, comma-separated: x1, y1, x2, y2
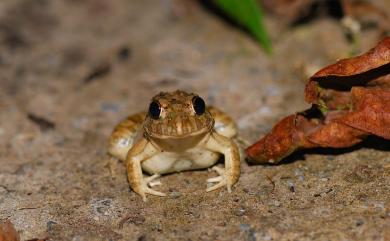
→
(192, 96, 205, 115)
(149, 101, 161, 119)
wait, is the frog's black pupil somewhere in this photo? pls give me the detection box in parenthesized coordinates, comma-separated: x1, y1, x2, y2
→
(149, 101, 161, 119)
(193, 96, 205, 115)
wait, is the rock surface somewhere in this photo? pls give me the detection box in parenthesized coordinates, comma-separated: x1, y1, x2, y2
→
(0, 0, 389, 240)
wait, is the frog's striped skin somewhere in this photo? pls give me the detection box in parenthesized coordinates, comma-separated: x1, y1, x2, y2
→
(108, 90, 240, 201)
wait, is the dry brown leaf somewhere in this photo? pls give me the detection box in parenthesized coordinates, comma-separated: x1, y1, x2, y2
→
(246, 37, 390, 163)
(0, 220, 20, 241)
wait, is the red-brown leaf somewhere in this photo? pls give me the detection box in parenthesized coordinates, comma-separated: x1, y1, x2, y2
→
(247, 37, 390, 163)
(305, 37, 390, 105)
(0, 220, 20, 241)
(338, 87, 390, 139)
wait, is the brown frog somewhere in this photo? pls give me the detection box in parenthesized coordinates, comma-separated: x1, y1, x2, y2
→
(108, 90, 240, 201)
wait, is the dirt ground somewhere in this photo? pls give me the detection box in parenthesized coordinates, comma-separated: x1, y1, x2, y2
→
(0, 0, 390, 240)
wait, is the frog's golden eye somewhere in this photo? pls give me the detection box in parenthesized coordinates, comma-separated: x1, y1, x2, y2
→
(149, 101, 161, 119)
(192, 96, 205, 115)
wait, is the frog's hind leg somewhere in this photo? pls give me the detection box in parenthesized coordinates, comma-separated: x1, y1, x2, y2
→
(108, 112, 146, 161)
(207, 106, 237, 138)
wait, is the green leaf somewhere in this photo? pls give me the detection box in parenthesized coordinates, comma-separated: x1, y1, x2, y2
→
(215, 0, 272, 54)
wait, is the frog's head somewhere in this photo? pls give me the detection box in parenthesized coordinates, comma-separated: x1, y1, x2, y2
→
(143, 90, 214, 139)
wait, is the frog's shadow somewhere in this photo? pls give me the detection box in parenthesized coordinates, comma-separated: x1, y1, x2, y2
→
(245, 136, 390, 166)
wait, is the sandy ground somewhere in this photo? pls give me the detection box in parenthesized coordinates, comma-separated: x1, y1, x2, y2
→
(0, 0, 389, 240)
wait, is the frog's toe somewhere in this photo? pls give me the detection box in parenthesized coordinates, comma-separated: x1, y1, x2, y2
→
(206, 166, 231, 192)
(211, 166, 225, 175)
(139, 185, 166, 202)
(206, 179, 227, 192)
(136, 175, 165, 202)
(145, 174, 162, 187)
(143, 186, 166, 197)
(207, 176, 223, 183)
(137, 184, 166, 202)
(207, 165, 226, 183)
(149, 180, 162, 187)
(140, 192, 147, 202)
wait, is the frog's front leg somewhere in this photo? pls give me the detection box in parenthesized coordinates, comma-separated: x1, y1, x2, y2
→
(203, 132, 240, 193)
(126, 137, 166, 201)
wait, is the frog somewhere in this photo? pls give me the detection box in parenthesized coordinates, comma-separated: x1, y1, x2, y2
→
(108, 90, 240, 201)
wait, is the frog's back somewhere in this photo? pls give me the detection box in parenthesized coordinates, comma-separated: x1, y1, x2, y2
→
(108, 112, 146, 161)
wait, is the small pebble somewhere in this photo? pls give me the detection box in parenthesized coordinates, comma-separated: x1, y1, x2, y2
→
(137, 235, 147, 241)
(259, 232, 272, 241)
(239, 223, 256, 241)
(289, 185, 295, 193)
(234, 207, 246, 216)
(117, 47, 131, 61)
(356, 219, 364, 226)
(100, 102, 120, 113)
(326, 155, 335, 161)
(47, 220, 57, 231)
(239, 223, 251, 231)
(287, 180, 295, 193)
(170, 191, 181, 199)
(294, 169, 305, 181)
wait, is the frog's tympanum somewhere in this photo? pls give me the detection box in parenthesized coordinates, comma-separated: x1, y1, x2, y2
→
(108, 90, 240, 201)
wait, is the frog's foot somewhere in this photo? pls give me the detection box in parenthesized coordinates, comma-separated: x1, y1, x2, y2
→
(206, 166, 231, 193)
(142, 174, 165, 200)
(137, 178, 166, 202)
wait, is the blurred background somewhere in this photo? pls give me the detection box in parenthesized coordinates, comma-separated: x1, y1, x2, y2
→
(0, 0, 389, 240)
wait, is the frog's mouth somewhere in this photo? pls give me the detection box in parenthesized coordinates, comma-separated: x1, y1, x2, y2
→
(143, 112, 214, 139)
